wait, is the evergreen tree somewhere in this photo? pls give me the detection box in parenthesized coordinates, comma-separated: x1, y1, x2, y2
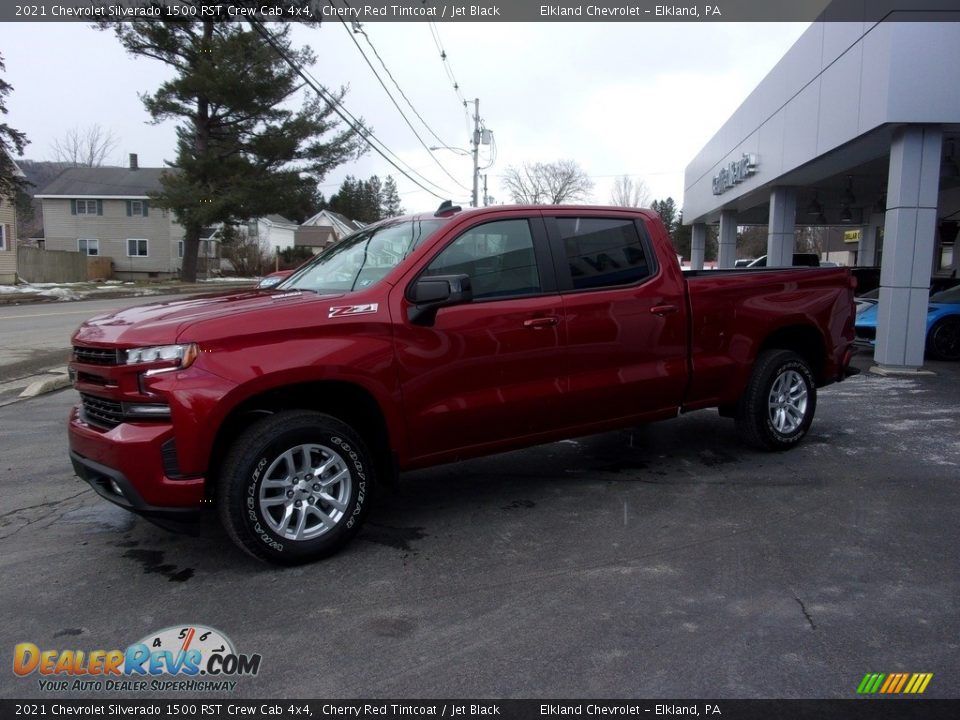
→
(650, 197, 679, 235)
(362, 175, 382, 223)
(328, 176, 361, 220)
(381, 175, 403, 218)
(104, 19, 367, 281)
(672, 210, 692, 260)
(328, 174, 404, 223)
(0, 52, 29, 200)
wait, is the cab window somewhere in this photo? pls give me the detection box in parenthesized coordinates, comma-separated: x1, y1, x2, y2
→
(424, 219, 541, 300)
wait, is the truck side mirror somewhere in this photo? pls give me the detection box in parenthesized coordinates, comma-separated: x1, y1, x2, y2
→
(407, 274, 473, 325)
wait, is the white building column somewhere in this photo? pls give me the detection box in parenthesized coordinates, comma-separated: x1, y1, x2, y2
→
(767, 187, 798, 267)
(718, 210, 737, 268)
(690, 223, 707, 270)
(875, 125, 942, 369)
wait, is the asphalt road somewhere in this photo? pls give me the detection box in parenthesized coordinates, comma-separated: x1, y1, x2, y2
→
(1, 358, 958, 700)
(0, 294, 217, 382)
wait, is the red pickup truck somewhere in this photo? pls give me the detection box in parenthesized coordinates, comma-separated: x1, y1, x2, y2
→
(68, 205, 856, 564)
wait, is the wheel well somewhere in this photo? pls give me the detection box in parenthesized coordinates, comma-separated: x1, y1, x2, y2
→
(208, 381, 395, 493)
(758, 325, 826, 383)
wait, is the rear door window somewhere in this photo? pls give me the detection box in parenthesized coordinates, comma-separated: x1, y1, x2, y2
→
(557, 217, 653, 290)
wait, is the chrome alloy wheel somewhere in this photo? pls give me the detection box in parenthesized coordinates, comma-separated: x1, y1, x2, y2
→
(257, 444, 352, 541)
(767, 369, 808, 435)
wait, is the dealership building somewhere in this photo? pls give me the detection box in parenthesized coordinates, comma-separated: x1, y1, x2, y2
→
(682, 11, 960, 370)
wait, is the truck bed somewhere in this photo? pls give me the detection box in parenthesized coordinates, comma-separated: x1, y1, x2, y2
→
(681, 266, 855, 412)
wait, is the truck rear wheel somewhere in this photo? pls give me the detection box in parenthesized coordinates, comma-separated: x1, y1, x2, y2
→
(735, 350, 817, 450)
(217, 410, 374, 564)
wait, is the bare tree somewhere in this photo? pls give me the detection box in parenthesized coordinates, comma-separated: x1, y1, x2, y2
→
(609, 175, 651, 207)
(219, 223, 271, 277)
(502, 160, 594, 205)
(50, 125, 119, 167)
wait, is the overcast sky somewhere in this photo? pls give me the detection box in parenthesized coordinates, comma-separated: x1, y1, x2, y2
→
(2, 21, 808, 214)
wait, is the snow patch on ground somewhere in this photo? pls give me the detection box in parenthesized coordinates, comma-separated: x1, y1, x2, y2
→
(0, 284, 41, 294)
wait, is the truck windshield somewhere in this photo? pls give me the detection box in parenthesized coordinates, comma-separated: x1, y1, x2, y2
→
(283, 218, 444, 293)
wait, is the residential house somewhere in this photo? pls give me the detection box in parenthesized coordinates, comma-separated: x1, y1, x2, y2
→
(36, 154, 218, 280)
(0, 154, 24, 284)
(252, 214, 299, 254)
(295, 209, 364, 254)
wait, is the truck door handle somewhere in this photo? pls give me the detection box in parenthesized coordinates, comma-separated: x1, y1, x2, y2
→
(523, 316, 559, 329)
(650, 304, 679, 317)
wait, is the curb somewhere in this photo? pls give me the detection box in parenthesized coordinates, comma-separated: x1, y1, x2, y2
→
(19, 373, 72, 398)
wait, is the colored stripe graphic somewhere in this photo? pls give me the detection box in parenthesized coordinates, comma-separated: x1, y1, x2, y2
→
(893, 673, 909, 693)
(857, 672, 932, 694)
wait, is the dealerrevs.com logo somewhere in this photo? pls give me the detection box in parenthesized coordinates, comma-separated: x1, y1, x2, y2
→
(13, 625, 262, 693)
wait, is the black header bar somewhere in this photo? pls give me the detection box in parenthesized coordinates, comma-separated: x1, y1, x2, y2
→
(2, 699, 960, 720)
(3, 0, 960, 23)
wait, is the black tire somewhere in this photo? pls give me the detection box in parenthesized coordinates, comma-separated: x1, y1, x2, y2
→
(926, 317, 960, 361)
(735, 350, 817, 451)
(217, 410, 375, 564)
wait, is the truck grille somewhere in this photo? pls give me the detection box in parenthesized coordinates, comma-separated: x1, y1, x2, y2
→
(80, 394, 124, 429)
(74, 346, 121, 365)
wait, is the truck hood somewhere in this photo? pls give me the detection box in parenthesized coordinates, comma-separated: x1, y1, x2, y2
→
(72, 290, 341, 347)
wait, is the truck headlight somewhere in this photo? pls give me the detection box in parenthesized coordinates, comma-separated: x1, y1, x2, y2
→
(124, 343, 199, 370)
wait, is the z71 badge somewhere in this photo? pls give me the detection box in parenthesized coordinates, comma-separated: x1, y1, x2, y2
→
(328, 303, 379, 319)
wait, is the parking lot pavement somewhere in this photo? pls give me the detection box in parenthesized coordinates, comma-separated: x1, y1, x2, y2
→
(1, 362, 958, 700)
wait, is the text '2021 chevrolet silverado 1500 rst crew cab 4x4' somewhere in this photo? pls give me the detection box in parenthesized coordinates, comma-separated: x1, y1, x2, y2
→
(68, 204, 857, 564)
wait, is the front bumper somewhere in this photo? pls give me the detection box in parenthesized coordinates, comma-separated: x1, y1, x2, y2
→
(68, 405, 206, 516)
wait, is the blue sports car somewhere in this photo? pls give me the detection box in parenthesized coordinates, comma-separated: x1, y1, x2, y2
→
(855, 284, 960, 361)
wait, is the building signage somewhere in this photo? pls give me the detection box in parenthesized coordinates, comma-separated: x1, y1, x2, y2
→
(712, 153, 758, 195)
(844, 230, 861, 243)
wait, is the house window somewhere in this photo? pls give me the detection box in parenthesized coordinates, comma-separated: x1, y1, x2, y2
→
(127, 239, 149, 257)
(0, 224, 7, 251)
(78, 239, 100, 256)
(126, 200, 149, 217)
(76, 200, 98, 215)
(178, 241, 184, 258)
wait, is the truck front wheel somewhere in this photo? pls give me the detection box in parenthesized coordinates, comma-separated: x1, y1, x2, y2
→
(735, 350, 817, 450)
(217, 410, 374, 564)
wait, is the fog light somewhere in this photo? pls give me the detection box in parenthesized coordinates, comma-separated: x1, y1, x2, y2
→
(109, 480, 124, 497)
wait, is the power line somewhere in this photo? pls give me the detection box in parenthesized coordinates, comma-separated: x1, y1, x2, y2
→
(352, 22, 454, 152)
(427, 22, 473, 140)
(331, 6, 471, 192)
(247, 19, 456, 201)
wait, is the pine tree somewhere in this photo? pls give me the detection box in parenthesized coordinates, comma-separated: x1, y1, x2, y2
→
(650, 197, 679, 235)
(104, 19, 367, 281)
(672, 210, 692, 260)
(328, 176, 360, 220)
(0, 52, 29, 200)
(328, 174, 404, 223)
(381, 176, 403, 218)
(362, 176, 382, 223)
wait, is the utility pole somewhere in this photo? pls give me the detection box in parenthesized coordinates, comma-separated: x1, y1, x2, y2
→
(483, 174, 489, 207)
(471, 98, 480, 208)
